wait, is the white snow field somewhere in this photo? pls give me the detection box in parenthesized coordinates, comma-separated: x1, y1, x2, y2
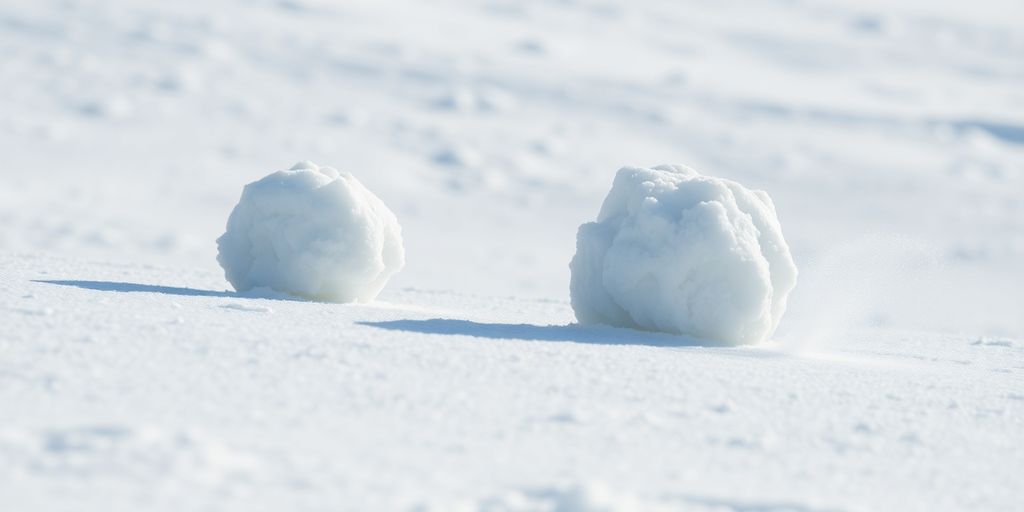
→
(2, 0, 1023, 510)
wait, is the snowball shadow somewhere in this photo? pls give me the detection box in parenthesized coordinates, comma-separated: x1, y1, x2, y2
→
(360, 318, 724, 348)
(36, 280, 234, 297)
(35, 279, 299, 301)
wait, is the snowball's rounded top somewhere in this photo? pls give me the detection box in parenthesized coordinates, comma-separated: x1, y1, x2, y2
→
(569, 164, 797, 345)
(216, 161, 404, 302)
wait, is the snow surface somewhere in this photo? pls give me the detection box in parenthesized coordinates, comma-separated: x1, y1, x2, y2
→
(570, 165, 797, 345)
(3, 254, 1023, 511)
(2, 0, 1024, 510)
(217, 161, 404, 302)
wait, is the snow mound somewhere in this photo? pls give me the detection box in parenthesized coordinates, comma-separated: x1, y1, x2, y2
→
(216, 161, 404, 302)
(569, 164, 797, 345)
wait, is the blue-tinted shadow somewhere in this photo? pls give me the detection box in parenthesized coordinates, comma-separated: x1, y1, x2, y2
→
(359, 318, 716, 347)
(35, 280, 235, 298)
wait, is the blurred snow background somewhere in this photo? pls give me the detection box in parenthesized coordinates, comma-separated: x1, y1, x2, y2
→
(2, 0, 1022, 336)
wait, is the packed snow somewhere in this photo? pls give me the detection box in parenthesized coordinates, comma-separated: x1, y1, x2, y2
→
(216, 161, 404, 302)
(5, 253, 1024, 512)
(2, 0, 1023, 510)
(570, 165, 797, 345)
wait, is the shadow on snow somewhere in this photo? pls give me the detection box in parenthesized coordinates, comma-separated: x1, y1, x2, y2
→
(36, 279, 234, 297)
(37, 280, 749, 350)
(33, 279, 299, 301)
(359, 318, 720, 348)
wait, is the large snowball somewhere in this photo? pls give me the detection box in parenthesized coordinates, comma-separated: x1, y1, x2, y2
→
(569, 165, 797, 345)
(216, 161, 405, 302)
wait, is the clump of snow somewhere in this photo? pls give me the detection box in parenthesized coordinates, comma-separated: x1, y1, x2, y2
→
(216, 161, 404, 302)
(569, 164, 797, 346)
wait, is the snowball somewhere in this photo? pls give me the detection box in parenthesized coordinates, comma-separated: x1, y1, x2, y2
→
(569, 164, 797, 345)
(216, 161, 404, 302)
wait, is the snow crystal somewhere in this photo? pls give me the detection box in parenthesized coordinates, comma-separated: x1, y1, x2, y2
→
(216, 161, 405, 302)
(569, 165, 797, 346)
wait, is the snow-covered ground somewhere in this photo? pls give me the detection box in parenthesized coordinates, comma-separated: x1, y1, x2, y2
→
(2, 0, 1022, 510)
(5, 253, 1023, 511)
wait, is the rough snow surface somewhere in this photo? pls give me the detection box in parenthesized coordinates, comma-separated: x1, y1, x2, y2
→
(3, 254, 1022, 511)
(2, 0, 1024, 509)
(216, 161, 404, 302)
(570, 165, 797, 345)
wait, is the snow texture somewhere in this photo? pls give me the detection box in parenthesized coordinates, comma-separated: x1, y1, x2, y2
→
(570, 165, 797, 345)
(5, 254, 1023, 512)
(216, 161, 404, 302)
(3, 0, 1024, 509)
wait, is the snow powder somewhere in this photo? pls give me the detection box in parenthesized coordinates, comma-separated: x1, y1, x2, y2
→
(569, 164, 797, 345)
(217, 161, 405, 302)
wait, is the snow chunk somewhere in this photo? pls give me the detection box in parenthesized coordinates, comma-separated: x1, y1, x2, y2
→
(216, 162, 404, 302)
(569, 164, 797, 345)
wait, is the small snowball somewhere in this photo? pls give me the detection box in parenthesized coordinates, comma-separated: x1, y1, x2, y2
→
(217, 162, 405, 302)
(569, 165, 797, 345)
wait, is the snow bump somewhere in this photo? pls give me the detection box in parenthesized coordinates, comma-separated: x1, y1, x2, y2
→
(216, 161, 405, 303)
(569, 164, 797, 346)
